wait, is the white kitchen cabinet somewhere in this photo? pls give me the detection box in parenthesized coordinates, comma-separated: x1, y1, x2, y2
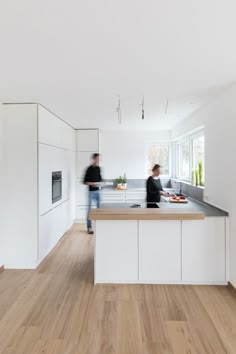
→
(100, 189, 146, 205)
(1, 103, 76, 269)
(38, 105, 76, 151)
(39, 211, 53, 263)
(139, 220, 182, 282)
(182, 218, 226, 283)
(76, 181, 88, 206)
(76, 205, 88, 222)
(101, 190, 126, 204)
(126, 189, 146, 203)
(76, 151, 94, 179)
(76, 129, 99, 152)
(76, 131, 100, 221)
(39, 205, 62, 263)
(61, 200, 72, 233)
(61, 123, 76, 151)
(76, 205, 98, 222)
(39, 144, 75, 216)
(95, 221, 138, 283)
(39, 200, 73, 264)
(38, 106, 62, 148)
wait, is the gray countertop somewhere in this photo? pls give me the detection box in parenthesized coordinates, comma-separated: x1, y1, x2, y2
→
(101, 198, 228, 217)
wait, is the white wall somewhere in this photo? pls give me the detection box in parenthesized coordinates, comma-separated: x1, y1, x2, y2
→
(101, 130, 171, 179)
(172, 85, 236, 287)
(38, 105, 76, 263)
(0, 106, 3, 266)
(0, 104, 38, 268)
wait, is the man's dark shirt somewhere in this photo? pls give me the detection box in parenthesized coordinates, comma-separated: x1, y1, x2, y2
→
(84, 165, 102, 191)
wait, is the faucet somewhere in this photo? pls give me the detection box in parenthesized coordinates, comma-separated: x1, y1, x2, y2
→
(179, 182, 182, 195)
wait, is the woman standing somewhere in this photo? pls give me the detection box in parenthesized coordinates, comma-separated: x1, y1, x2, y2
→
(146, 164, 172, 208)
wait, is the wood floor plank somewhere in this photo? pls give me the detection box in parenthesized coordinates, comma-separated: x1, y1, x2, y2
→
(173, 286, 229, 354)
(0, 224, 235, 354)
(116, 300, 143, 354)
(166, 321, 198, 354)
(195, 286, 236, 354)
(2, 326, 40, 354)
(139, 302, 172, 354)
(142, 341, 172, 354)
(0, 274, 52, 353)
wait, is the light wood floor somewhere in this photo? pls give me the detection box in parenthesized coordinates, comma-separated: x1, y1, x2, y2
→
(0, 224, 236, 354)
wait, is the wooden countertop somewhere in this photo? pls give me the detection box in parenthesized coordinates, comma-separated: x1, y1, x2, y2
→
(89, 208, 204, 220)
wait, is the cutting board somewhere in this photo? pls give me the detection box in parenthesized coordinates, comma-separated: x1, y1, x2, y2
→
(169, 198, 188, 204)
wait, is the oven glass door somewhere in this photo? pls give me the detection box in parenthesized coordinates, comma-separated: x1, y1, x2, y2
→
(52, 172, 62, 203)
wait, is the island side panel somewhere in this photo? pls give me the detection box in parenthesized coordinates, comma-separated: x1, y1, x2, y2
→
(182, 217, 226, 284)
(95, 220, 138, 283)
(139, 220, 182, 282)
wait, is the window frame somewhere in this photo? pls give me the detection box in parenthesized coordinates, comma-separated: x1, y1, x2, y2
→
(175, 129, 205, 183)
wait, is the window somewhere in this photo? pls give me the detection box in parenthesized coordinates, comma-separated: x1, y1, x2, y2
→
(148, 144, 170, 176)
(178, 141, 190, 180)
(176, 130, 205, 185)
(192, 135, 204, 172)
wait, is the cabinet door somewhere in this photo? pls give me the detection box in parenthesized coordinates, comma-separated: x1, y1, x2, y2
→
(76, 205, 88, 222)
(182, 218, 226, 283)
(76, 181, 88, 206)
(38, 105, 76, 150)
(95, 221, 138, 282)
(61, 200, 72, 233)
(39, 212, 52, 262)
(139, 220, 181, 282)
(76, 151, 93, 179)
(76, 129, 99, 152)
(39, 206, 62, 263)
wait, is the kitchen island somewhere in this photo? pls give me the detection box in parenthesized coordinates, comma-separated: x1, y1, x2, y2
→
(90, 202, 229, 285)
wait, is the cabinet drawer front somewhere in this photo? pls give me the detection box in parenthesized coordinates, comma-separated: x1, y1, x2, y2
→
(139, 220, 182, 282)
(101, 191, 125, 203)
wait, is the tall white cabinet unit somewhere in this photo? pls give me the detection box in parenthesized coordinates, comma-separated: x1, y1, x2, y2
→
(76, 129, 100, 222)
(38, 105, 76, 264)
(0, 104, 76, 269)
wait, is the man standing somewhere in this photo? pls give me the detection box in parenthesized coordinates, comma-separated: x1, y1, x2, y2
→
(84, 153, 102, 234)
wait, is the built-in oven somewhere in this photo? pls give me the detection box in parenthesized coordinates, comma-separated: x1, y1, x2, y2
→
(52, 171, 62, 204)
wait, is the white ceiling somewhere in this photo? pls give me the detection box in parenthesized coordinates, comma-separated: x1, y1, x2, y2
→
(0, 0, 236, 130)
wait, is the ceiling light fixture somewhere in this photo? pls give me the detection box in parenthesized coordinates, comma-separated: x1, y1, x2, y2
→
(164, 98, 169, 115)
(116, 95, 121, 124)
(141, 96, 144, 120)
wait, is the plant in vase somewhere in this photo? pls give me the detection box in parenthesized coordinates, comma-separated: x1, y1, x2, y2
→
(198, 160, 204, 186)
(195, 168, 199, 186)
(115, 176, 124, 188)
(192, 169, 196, 186)
(123, 173, 127, 189)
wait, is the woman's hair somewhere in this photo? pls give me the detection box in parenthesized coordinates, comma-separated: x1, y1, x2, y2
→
(152, 164, 161, 172)
(92, 153, 100, 159)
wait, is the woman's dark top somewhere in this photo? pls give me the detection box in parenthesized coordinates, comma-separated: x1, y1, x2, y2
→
(146, 176, 163, 208)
